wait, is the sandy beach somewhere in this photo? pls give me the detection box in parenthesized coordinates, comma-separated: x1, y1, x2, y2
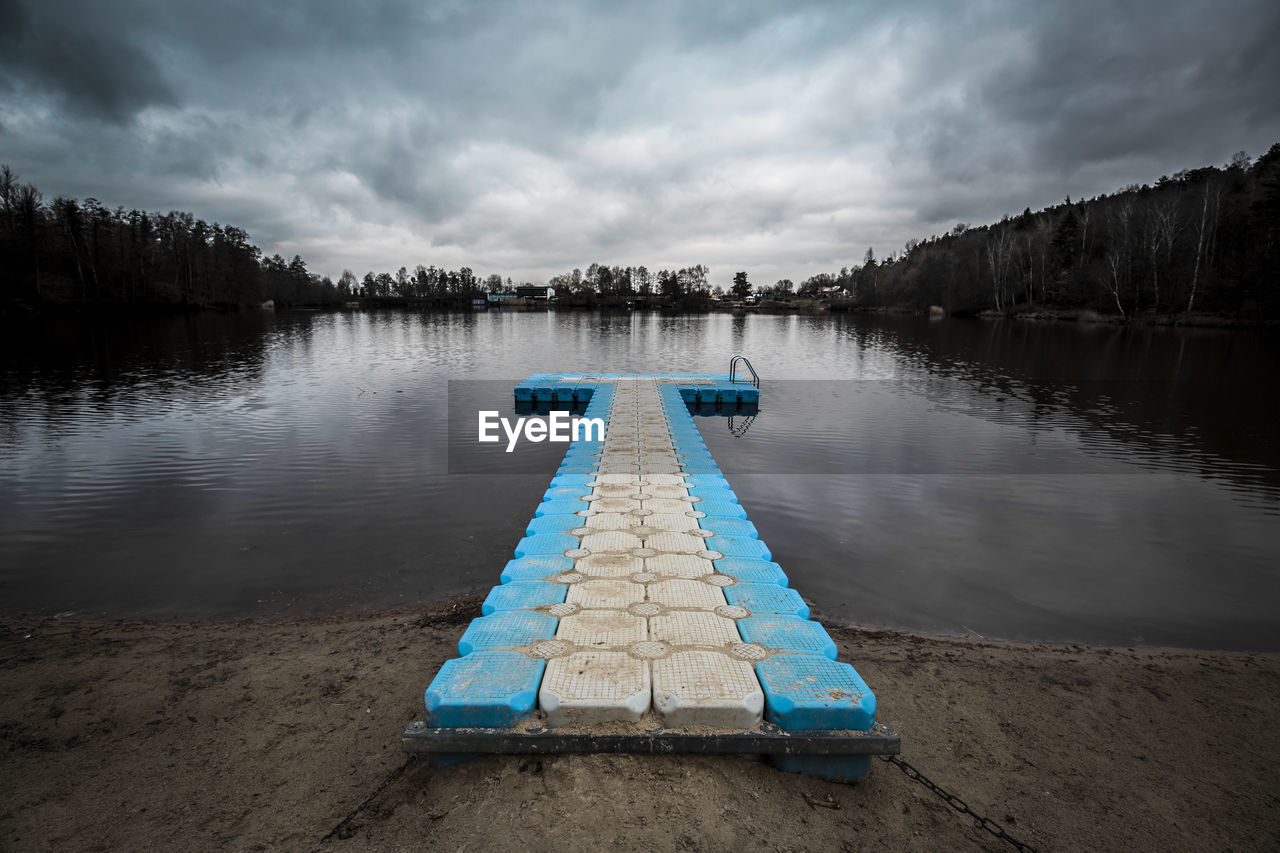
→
(2, 595, 1278, 852)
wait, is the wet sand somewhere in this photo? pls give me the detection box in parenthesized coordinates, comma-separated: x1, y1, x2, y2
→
(2, 596, 1278, 852)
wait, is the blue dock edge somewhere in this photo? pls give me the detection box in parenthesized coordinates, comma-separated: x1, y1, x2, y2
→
(514, 373, 759, 406)
(416, 372, 891, 781)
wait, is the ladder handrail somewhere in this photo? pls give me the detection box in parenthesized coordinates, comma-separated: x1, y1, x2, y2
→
(728, 355, 760, 388)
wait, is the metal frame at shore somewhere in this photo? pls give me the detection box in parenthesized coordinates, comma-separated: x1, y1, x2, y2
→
(402, 721, 900, 756)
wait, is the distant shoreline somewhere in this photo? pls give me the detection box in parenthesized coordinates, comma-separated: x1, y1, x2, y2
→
(4, 592, 1269, 655)
(4, 297, 1275, 330)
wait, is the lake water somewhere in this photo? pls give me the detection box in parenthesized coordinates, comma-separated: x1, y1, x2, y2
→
(1, 310, 1277, 650)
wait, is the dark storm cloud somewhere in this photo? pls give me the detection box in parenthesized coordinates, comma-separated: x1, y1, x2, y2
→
(1, 0, 1277, 283)
(0, 0, 176, 121)
(978, 1, 1280, 172)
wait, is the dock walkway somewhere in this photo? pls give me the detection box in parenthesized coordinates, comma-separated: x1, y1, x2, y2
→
(412, 374, 892, 780)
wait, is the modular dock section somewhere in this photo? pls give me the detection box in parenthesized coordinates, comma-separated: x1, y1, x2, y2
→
(405, 373, 898, 780)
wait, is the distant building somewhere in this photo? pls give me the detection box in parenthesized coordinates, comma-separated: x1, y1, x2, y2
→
(488, 287, 553, 304)
(818, 286, 849, 297)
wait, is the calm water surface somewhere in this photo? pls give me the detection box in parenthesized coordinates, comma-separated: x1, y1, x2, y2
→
(1, 310, 1277, 650)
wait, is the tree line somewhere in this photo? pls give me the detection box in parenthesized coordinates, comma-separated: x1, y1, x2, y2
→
(5, 141, 1278, 319)
(340, 266, 481, 300)
(0, 166, 338, 307)
(0, 167, 491, 310)
(544, 263, 712, 305)
(776, 144, 1280, 320)
(479, 144, 1280, 320)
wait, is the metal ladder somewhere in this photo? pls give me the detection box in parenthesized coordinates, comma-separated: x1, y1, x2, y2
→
(728, 355, 760, 388)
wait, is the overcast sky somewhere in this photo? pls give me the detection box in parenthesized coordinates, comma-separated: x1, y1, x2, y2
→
(2, 0, 1278, 286)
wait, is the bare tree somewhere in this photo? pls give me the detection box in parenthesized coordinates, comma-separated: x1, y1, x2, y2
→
(1019, 223, 1048, 307)
(1154, 197, 1180, 265)
(1187, 177, 1223, 313)
(1145, 196, 1180, 311)
(1107, 198, 1135, 313)
(1035, 218, 1053, 303)
(1077, 205, 1091, 272)
(1103, 248, 1126, 317)
(986, 227, 1014, 311)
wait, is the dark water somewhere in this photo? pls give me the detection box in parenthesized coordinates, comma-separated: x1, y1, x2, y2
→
(1, 310, 1277, 650)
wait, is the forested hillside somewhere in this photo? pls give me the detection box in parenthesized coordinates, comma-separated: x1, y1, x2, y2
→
(798, 144, 1280, 320)
(0, 166, 346, 308)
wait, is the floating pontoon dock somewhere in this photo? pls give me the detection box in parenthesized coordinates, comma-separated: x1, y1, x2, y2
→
(404, 363, 898, 780)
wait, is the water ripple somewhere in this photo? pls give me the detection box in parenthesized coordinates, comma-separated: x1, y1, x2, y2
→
(1, 311, 1276, 648)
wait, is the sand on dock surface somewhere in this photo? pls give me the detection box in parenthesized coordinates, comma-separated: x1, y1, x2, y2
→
(2, 596, 1278, 852)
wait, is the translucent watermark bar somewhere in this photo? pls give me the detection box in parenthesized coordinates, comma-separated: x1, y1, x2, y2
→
(447, 378, 1212, 478)
(477, 410, 606, 452)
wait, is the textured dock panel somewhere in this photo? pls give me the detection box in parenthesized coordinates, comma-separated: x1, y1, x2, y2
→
(705, 534, 772, 560)
(549, 473, 595, 486)
(713, 557, 789, 586)
(526, 514, 584, 535)
(513, 533, 579, 557)
(756, 657, 877, 779)
(425, 652, 545, 728)
(645, 554, 712, 578)
(642, 513, 700, 532)
(458, 611, 560, 655)
(500, 555, 575, 583)
(641, 484, 691, 499)
(644, 497, 698, 514)
(581, 531, 643, 553)
(543, 484, 591, 501)
(597, 464, 641, 475)
(698, 518, 759, 539)
(540, 651, 651, 726)
(482, 581, 567, 614)
(689, 486, 739, 503)
(649, 610, 741, 646)
(648, 578, 728, 610)
(652, 652, 764, 728)
(576, 554, 643, 577)
(645, 532, 706, 554)
(555, 610, 647, 648)
(536, 500, 589, 516)
(568, 579, 646, 608)
(756, 656, 876, 729)
(738, 614, 838, 660)
(592, 483, 643, 498)
(584, 512, 635, 530)
(588, 497, 644, 514)
(723, 583, 809, 617)
(694, 500, 750, 519)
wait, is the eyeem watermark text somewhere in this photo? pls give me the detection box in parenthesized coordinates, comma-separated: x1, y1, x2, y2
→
(478, 411, 606, 452)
